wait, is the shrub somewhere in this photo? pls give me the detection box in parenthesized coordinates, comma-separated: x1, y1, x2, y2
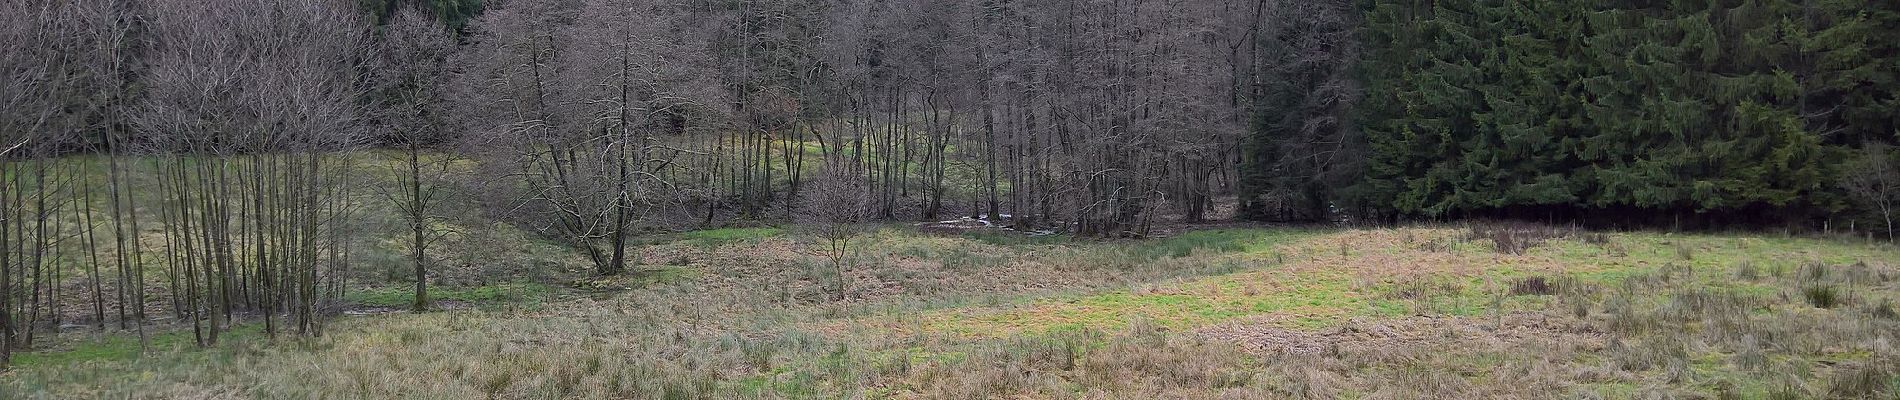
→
(1871, 298, 1897, 320)
(1387, 278, 1463, 300)
(1675, 242, 1695, 261)
(1766, 384, 1807, 400)
(1798, 261, 1831, 283)
(1464, 222, 1574, 255)
(1734, 262, 1760, 281)
(1825, 364, 1895, 399)
(1508, 276, 1554, 296)
(1732, 335, 1767, 372)
(1579, 232, 1612, 246)
(1569, 300, 1591, 319)
(1803, 285, 1840, 309)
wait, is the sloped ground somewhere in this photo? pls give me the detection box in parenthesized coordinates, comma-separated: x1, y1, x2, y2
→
(2, 226, 1897, 399)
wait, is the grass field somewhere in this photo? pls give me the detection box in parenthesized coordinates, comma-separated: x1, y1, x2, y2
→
(2, 224, 1897, 399)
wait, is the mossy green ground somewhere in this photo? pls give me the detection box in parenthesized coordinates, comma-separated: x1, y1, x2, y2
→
(680, 227, 786, 246)
(8, 323, 267, 368)
(836, 228, 1890, 337)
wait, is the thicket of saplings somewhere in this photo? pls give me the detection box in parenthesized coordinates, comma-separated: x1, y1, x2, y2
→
(0, 0, 1314, 369)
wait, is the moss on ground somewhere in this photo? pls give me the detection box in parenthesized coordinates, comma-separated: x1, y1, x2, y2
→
(680, 227, 786, 246)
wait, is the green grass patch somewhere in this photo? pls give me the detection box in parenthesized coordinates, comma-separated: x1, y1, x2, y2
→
(681, 227, 785, 246)
(914, 268, 1364, 337)
(345, 282, 555, 308)
(1125, 228, 1325, 260)
(1132, 229, 1255, 259)
(641, 265, 702, 284)
(874, 228, 1898, 341)
(10, 323, 267, 368)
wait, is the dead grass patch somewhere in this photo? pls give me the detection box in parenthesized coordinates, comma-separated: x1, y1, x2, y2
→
(1464, 221, 1577, 255)
(11, 226, 1900, 399)
(1198, 313, 1604, 356)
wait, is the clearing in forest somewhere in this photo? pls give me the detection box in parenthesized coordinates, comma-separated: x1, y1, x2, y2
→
(3, 225, 1897, 399)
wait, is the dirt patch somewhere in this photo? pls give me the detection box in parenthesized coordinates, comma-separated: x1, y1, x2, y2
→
(1198, 312, 1604, 356)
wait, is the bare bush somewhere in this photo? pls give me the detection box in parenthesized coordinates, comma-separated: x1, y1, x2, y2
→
(1463, 221, 1575, 255)
(798, 160, 873, 299)
(453, 0, 722, 276)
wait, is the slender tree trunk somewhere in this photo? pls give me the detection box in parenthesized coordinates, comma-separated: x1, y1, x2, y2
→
(2, 160, 13, 368)
(983, 85, 999, 220)
(27, 158, 49, 348)
(124, 157, 146, 349)
(410, 142, 430, 309)
(1883, 203, 1893, 242)
(105, 154, 130, 330)
(254, 155, 274, 337)
(605, 43, 633, 277)
(79, 165, 106, 330)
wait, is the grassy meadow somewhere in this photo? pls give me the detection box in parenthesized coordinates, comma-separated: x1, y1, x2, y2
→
(2, 223, 1896, 399)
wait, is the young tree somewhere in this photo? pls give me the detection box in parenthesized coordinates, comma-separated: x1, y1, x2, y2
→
(1842, 145, 1900, 241)
(797, 159, 870, 300)
(457, 0, 721, 276)
(374, 6, 458, 311)
(563, 0, 723, 275)
(138, 0, 373, 340)
(0, 0, 107, 366)
(0, 0, 47, 367)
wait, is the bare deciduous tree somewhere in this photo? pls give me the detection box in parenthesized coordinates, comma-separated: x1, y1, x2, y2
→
(373, 6, 459, 311)
(138, 0, 373, 341)
(457, 0, 721, 276)
(797, 160, 871, 300)
(1842, 144, 1900, 241)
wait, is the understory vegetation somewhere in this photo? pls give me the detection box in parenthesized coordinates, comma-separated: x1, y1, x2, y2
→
(4, 225, 1894, 399)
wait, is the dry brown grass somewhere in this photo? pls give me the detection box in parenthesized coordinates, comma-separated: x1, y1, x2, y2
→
(5, 226, 1898, 399)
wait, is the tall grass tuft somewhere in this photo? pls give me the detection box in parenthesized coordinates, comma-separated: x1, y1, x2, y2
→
(1825, 363, 1895, 399)
(1463, 222, 1574, 255)
(1508, 276, 1554, 296)
(1872, 298, 1898, 320)
(1803, 285, 1840, 309)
